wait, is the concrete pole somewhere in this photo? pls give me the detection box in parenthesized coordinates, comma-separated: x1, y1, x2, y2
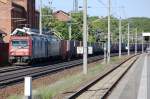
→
(127, 23, 130, 55)
(119, 17, 122, 58)
(104, 43, 107, 63)
(107, 0, 111, 63)
(24, 77, 32, 99)
(69, 23, 72, 40)
(142, 35, 144, 53)
(87, 25, 89, 42)
(73, 0, 78, 12)
(39, 0, 42, 35)
(69, 24, 72, 40)
(68, 13, 72, 40)
(83, 0, 88, 74)
(135, 28, 137, 54)
(142, 31, 144, 53)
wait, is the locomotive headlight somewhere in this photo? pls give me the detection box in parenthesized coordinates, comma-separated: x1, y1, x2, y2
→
(10, 52, 14, 55)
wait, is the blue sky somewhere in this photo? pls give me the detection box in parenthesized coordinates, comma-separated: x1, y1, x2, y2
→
(36, 0, 150, 18)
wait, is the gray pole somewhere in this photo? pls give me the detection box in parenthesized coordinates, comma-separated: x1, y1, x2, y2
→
(68, 13, 72, 40)
(107, 0, 111, 62)
(69, 24, 72, 40)
(135, 28, 137, 54)
(119, 17, 122, 58)
(142, 35, 144, 53)
(39, 0, 42, 35)
(127, 23, 130, 55)
(73, 0, 78, 12)
(142, 31, 144, 53)
(104, 43, 107, 63)
(87, 25, 89, 42)
(75, 0, 78, 12)
(83, 0, 88, 74)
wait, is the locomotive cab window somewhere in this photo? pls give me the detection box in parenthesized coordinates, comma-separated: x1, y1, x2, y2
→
(12, 40, 28, 48)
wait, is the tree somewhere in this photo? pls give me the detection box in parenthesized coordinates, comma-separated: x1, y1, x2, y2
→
(70, 11, 83, 40)
(41, 6, 150, 42)
(42, 6, 53, 29)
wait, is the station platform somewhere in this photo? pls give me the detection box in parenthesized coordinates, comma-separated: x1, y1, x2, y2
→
(108, 53, 149, 99)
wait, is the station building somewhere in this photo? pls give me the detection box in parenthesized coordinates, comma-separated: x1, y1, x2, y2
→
(0, 0, 39, 42)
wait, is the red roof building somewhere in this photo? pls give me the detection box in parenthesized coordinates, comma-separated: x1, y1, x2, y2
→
(53, 10, 70, 22)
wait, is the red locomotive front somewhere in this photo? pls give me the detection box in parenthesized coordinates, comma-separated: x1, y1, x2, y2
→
(9, 35, 32, 64)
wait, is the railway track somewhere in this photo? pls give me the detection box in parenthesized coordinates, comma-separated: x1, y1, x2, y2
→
(67, 54, 139, 99)
(0, 60, 63, 74)
(0, 55, 105, 88)
(0, 52, 135, 89)
(0, 66, 32, 74)
(0, 52, 129, 74)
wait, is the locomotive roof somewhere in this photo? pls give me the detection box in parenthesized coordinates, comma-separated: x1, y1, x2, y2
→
(11, 28, 39, 36)
(11, 28, 54, 36)
(11, 28, 60, 40)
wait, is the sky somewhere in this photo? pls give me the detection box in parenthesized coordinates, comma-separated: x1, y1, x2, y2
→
(36, 0, 150, 18)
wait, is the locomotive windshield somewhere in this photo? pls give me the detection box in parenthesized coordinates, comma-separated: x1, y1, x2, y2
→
(12, 40, 28, 48)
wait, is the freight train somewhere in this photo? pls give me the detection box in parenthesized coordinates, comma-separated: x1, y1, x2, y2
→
(8, 28, 146, 65)
(9, 28, 104, 64)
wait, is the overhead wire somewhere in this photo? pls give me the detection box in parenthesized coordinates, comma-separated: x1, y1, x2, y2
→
(97, 0, 107, 8)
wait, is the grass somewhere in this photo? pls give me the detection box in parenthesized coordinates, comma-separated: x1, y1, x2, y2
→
(8, 56, 127, 99)
(8, 95, 22, 99)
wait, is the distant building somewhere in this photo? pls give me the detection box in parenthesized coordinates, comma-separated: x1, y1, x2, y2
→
(0, 0, 39, 42)
(53, 10, 70, 22)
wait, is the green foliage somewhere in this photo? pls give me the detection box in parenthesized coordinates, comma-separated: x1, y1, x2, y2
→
(42, 6, 53, 29)
(71, 11, 83, 40)
(126, 17, 150, 32)
(88, 16, 119, 42)
(8, 95, 22, 99)
(41, 6, 150, 43)
(42, 7, 83, 40)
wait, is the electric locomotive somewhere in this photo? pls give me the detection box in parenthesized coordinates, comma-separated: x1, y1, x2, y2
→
(9, 28, 60, 64)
